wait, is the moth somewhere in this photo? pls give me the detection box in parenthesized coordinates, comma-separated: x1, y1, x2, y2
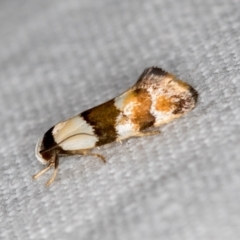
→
(34, 67, 198, 185)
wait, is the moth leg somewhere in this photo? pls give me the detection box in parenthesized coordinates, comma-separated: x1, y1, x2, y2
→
(134, 130, 160, 137)
(64, 150, 106, 163)
(45, 155, 59, 186)
(116, 130, 160, 142)
(82, 150, 106, 163)
(33, 162, 54, 179)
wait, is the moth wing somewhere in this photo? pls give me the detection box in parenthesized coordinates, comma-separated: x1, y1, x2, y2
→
(53, 116, 98, 151)
(133, 67, 168, 88)
(132, 67, 198, 127)
(58, 134, 98, 151)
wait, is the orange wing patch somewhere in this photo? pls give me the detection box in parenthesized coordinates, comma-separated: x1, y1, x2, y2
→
(155, 96, 175, 112)
(123, 89, 155, 130)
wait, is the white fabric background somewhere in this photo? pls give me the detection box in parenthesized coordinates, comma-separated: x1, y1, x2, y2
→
(0, 0, 240, 239)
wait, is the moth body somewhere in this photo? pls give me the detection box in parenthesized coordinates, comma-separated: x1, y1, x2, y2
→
(34, 67, 198, 185)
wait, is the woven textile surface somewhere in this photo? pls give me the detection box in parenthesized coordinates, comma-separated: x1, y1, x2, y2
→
(0, 0, 239, 239)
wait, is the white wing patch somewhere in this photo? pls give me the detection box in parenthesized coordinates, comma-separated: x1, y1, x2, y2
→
(59, 134, 98, 151)
(115, 114, 136, 140)
(53, 116, 95, 144)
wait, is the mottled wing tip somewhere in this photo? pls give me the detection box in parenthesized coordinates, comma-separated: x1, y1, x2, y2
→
(136, 67, 167, 83)
(146, 67, 167, 76)
(189, 85, 198, 104)
(134, 67, 168, 89)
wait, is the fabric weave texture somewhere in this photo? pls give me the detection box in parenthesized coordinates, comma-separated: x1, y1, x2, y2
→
(0, 0, 240, 239)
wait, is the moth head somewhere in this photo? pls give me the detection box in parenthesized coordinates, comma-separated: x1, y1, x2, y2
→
(35, 139, 49, 165)
(35, 127, 57, 165)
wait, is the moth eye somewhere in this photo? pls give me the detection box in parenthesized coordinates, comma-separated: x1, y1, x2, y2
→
(41, 151, 54, 161)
